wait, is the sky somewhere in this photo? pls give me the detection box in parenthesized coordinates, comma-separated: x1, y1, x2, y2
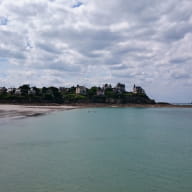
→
(0, 0, 192, 103)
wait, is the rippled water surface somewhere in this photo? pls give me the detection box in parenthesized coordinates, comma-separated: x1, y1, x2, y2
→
(0, 107, 192, 192)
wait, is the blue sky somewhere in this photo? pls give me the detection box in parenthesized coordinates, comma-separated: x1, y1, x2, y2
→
(72, 1, 83, 8)
(0, 0, 192, 102)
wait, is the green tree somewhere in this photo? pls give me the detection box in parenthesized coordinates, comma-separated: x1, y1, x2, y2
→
(19, 84, 30, 96)
(104, 88, 115, 98)
(87, 86, 97, 98)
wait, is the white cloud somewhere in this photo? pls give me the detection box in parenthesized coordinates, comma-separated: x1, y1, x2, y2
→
(0, 0, 192, 102)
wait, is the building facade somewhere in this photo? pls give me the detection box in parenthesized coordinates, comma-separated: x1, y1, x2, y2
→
(133, 84, 145, 94)
(76, 85, 87, 95)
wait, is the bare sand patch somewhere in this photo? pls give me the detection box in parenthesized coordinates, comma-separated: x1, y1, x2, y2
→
(0, 104, 78, 119)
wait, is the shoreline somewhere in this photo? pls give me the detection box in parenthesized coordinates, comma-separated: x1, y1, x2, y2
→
(0, 104, 79, 119)
(70, 103, 192, 108)
(0, 103, 192, 119)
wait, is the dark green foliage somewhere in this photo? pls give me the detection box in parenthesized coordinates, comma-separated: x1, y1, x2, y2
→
(0, 84, 155, 104)
(68, 86, 76, 94)
(32, 87, 41, 96)
(64, 94, 87, 103)
(91, 95, 106, 103)
(19, 84, 30, 96)
(104, 88, 115, 98)
(87, 87, 97, 98)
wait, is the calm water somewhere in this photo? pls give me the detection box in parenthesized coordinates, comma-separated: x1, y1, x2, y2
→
(0, 107, 192, 192)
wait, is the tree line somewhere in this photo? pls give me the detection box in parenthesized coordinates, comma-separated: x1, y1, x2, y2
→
(0, 84, 155, 104)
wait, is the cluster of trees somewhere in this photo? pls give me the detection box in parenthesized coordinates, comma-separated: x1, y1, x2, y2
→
(0, 84, 155, 104)
(0, 85, 63, 103)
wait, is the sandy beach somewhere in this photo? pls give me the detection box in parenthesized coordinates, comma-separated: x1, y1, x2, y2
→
(0, 103, 192, 119)
(0, 104, 79, 119)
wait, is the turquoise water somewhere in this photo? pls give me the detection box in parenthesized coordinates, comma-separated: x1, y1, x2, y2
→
(0, 107, 192, 192)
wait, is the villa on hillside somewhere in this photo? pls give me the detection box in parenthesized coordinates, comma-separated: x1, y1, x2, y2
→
(76, 85, 87, 95)
(133, 84, 145, 94)
(0, 83, 155, 104)
(114, 83, 125, 93)
(1, 83, 147, 97)
(7, 88, 16, 94)
(103, 84, 112, 90)
(96, 87, 105, 96)
(59, 87, 72, 94)
(28, 87, 37, 95)
(15, 88, 22, 95)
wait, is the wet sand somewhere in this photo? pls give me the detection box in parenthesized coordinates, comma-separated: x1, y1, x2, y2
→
(0, 104, 79, 119)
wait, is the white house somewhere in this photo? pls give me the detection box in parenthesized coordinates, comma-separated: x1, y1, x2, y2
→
(7, 88, 16, 94)
(76, 85, 87, 95)
(15, 88, 22, 95)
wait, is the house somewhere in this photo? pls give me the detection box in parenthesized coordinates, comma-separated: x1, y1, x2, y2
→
(15, 88, 22, 95)
(59, 87, 70, 94)
(133, 84, 145, 94)
(103, 84, 112, 90)
(28, 87, 36, 95)
(7, 88, 16, 94)
(114, 83, 125, 93)
(59, 87, 66, 92)
(96, 87, 105, 96)
(76, 85, 87, 95)
(0, 87, 7, 94)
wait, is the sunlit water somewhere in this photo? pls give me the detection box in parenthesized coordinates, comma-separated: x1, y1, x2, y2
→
(0, 107, 192, 192)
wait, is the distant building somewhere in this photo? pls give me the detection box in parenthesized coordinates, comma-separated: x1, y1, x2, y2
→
(7, 88, 16, 94)
(28, 87, 36, 95)
(0, 87, 7, 94)
(76, 85, 87, 95)
(133, 84, 145, 94)
(59, 87, 65, 92)
(15, 88, 22, 95)
(114, 83, 125, 93)
(103, 84, 112, 90)
(96, 87, 105, 96)
(59, 87, 70, 94)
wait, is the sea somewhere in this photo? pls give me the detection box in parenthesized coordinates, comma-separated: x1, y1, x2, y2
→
(0, 107, 192, 192)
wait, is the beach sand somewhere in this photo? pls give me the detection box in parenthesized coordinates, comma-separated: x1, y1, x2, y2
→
(0, 103, 191, 119)
(0, 104, 78, 119)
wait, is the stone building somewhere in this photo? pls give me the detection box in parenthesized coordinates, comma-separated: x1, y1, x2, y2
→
(76, 85, 87, 95)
